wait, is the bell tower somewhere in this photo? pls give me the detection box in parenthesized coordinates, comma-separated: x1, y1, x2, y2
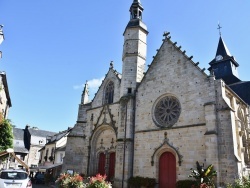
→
(120, 0, 148, 97)
(208, 28, 241, 85)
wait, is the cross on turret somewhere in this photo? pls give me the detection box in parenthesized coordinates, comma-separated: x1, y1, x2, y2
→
(217, 22, 222, 36)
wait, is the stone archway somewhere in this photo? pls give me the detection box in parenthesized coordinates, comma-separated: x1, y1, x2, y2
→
(89, 125, 116, 176)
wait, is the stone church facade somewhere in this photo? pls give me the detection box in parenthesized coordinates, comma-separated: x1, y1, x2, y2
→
(63, 0, 250, 187)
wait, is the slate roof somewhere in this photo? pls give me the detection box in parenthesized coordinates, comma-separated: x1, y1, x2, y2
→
(13, 127, 24, 140)
(28, 127, 56, 137)
(229, 81, 250, 105)
(13, 128, 29, 154)
(46, 128, 72, 144)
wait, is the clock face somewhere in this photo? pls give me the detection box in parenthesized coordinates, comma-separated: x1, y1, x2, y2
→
(216, 55, 223, 61)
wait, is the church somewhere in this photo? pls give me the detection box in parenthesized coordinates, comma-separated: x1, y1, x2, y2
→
(63, 0, 250, 187)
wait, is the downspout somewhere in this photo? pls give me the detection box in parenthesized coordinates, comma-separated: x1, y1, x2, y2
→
(87, 145, 91, 175)
(131, 93, 136, 178)
(214, 81, 222, 185)
(122, 99, 128, 188)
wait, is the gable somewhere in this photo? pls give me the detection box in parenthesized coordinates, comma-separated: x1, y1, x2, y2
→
(136, 37, 217, 130)
(91, 68, 121, 108)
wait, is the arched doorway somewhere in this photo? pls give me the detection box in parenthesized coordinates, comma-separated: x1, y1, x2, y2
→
(98, 152, 106, 175)
(108, 152, 115, 181)
(159, 152, 176, 188)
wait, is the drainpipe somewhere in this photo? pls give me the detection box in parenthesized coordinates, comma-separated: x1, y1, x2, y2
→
(87, 145, 91, 175)
(122, 99, 128, 188)
(131, 93, 136, 178)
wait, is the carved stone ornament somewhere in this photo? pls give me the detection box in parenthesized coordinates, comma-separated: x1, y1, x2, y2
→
(153, 95, 181, 128)
(151, 132, 183, 166)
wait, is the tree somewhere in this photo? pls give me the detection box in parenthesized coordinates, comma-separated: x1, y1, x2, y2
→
(0, 119, 13, 152)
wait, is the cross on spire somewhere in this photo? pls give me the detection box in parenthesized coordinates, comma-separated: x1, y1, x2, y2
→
(217, 22, 222, 36)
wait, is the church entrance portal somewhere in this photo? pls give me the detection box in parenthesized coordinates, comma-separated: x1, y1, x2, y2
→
(97, 152, 116, 180)
(159, 152, 176, 188)
(98, 152, 106, 176)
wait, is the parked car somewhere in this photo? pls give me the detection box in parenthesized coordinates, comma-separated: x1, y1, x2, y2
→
(33, 172, 45, 184)
(0, 169, 32, 188)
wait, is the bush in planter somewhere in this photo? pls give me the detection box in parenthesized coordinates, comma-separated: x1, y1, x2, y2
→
(226, 176, 250, 188)
(128, 176, 156, 188)
(143, 177, 156, 188)
(188, 161, 217, 188)
(176, 180, 197, 188)
(128, 176, 142, 188)
(56, 172, 84, 188)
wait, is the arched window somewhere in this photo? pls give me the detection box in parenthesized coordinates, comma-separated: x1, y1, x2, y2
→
(104, 81, 114, 104)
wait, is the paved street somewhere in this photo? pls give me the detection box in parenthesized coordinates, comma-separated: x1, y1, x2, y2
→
(33, 184, 52, 188)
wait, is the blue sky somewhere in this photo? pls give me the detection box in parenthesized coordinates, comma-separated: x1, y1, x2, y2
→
(1, 0, 250, 132)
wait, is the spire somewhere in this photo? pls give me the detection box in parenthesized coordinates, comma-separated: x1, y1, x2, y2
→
(208, 35, 240, 85)
(81, 81, 89, 104)
(215, 36, 232, 59)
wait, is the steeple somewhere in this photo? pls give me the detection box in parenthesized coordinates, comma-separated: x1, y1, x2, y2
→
(81, 81, 89, 104)
(208, 36, 240, 85)
(215, 36, 232, 60)
(124, 0, 147, 34)
(121, 0, 148, 97)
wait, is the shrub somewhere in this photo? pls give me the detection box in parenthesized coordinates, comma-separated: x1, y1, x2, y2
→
(226, 176, 250, 188)
(128, 176, 156, 188)
(56, 172, 84, 188)
(56, 173, 111, 188)
(176, 180, 196, 188)
(86, 174, 111, 188)
(189, 161, 217, 187)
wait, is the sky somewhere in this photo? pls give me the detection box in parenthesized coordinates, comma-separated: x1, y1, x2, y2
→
(0, 0, 250, 132)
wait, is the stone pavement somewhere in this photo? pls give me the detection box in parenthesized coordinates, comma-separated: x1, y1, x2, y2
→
(33, 184, 53, 188)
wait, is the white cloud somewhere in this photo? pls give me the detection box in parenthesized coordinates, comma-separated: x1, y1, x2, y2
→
(88, 77, 104, 89)
(73, 77, 105, 100)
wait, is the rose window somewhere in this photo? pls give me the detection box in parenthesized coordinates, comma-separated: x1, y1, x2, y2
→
(153, 96, 181, 127)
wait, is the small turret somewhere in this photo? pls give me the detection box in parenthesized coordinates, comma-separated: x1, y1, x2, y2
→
(208, 36, 240, 85)
(81, 81, 89, 104)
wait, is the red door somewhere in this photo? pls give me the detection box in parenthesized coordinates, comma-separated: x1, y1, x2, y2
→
(108, 152, 115, 181)
(98, 152, 106, 175)
(159, 152, 176, 188)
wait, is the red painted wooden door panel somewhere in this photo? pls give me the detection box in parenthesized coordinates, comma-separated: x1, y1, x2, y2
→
(98, 152, 106, 175)
(108, 152, 115, 181)
(159, 152, 176, 188)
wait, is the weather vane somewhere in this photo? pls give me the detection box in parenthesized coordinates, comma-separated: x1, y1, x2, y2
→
(217, 22, 222, 36)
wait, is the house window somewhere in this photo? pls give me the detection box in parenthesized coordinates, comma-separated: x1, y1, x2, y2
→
(60, 153, 64, 162)
(104, 81, 114, 104)
(51, 147, 54, 157)
(128, 88, 132, 94)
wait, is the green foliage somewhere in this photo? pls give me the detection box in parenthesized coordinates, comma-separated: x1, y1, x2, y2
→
(189, 161, 217, 187)
(226, 176, 250, 188)
(128, 176, 156, 188)
(176, 179, 197, 188)
(0, 119, 13, 152)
